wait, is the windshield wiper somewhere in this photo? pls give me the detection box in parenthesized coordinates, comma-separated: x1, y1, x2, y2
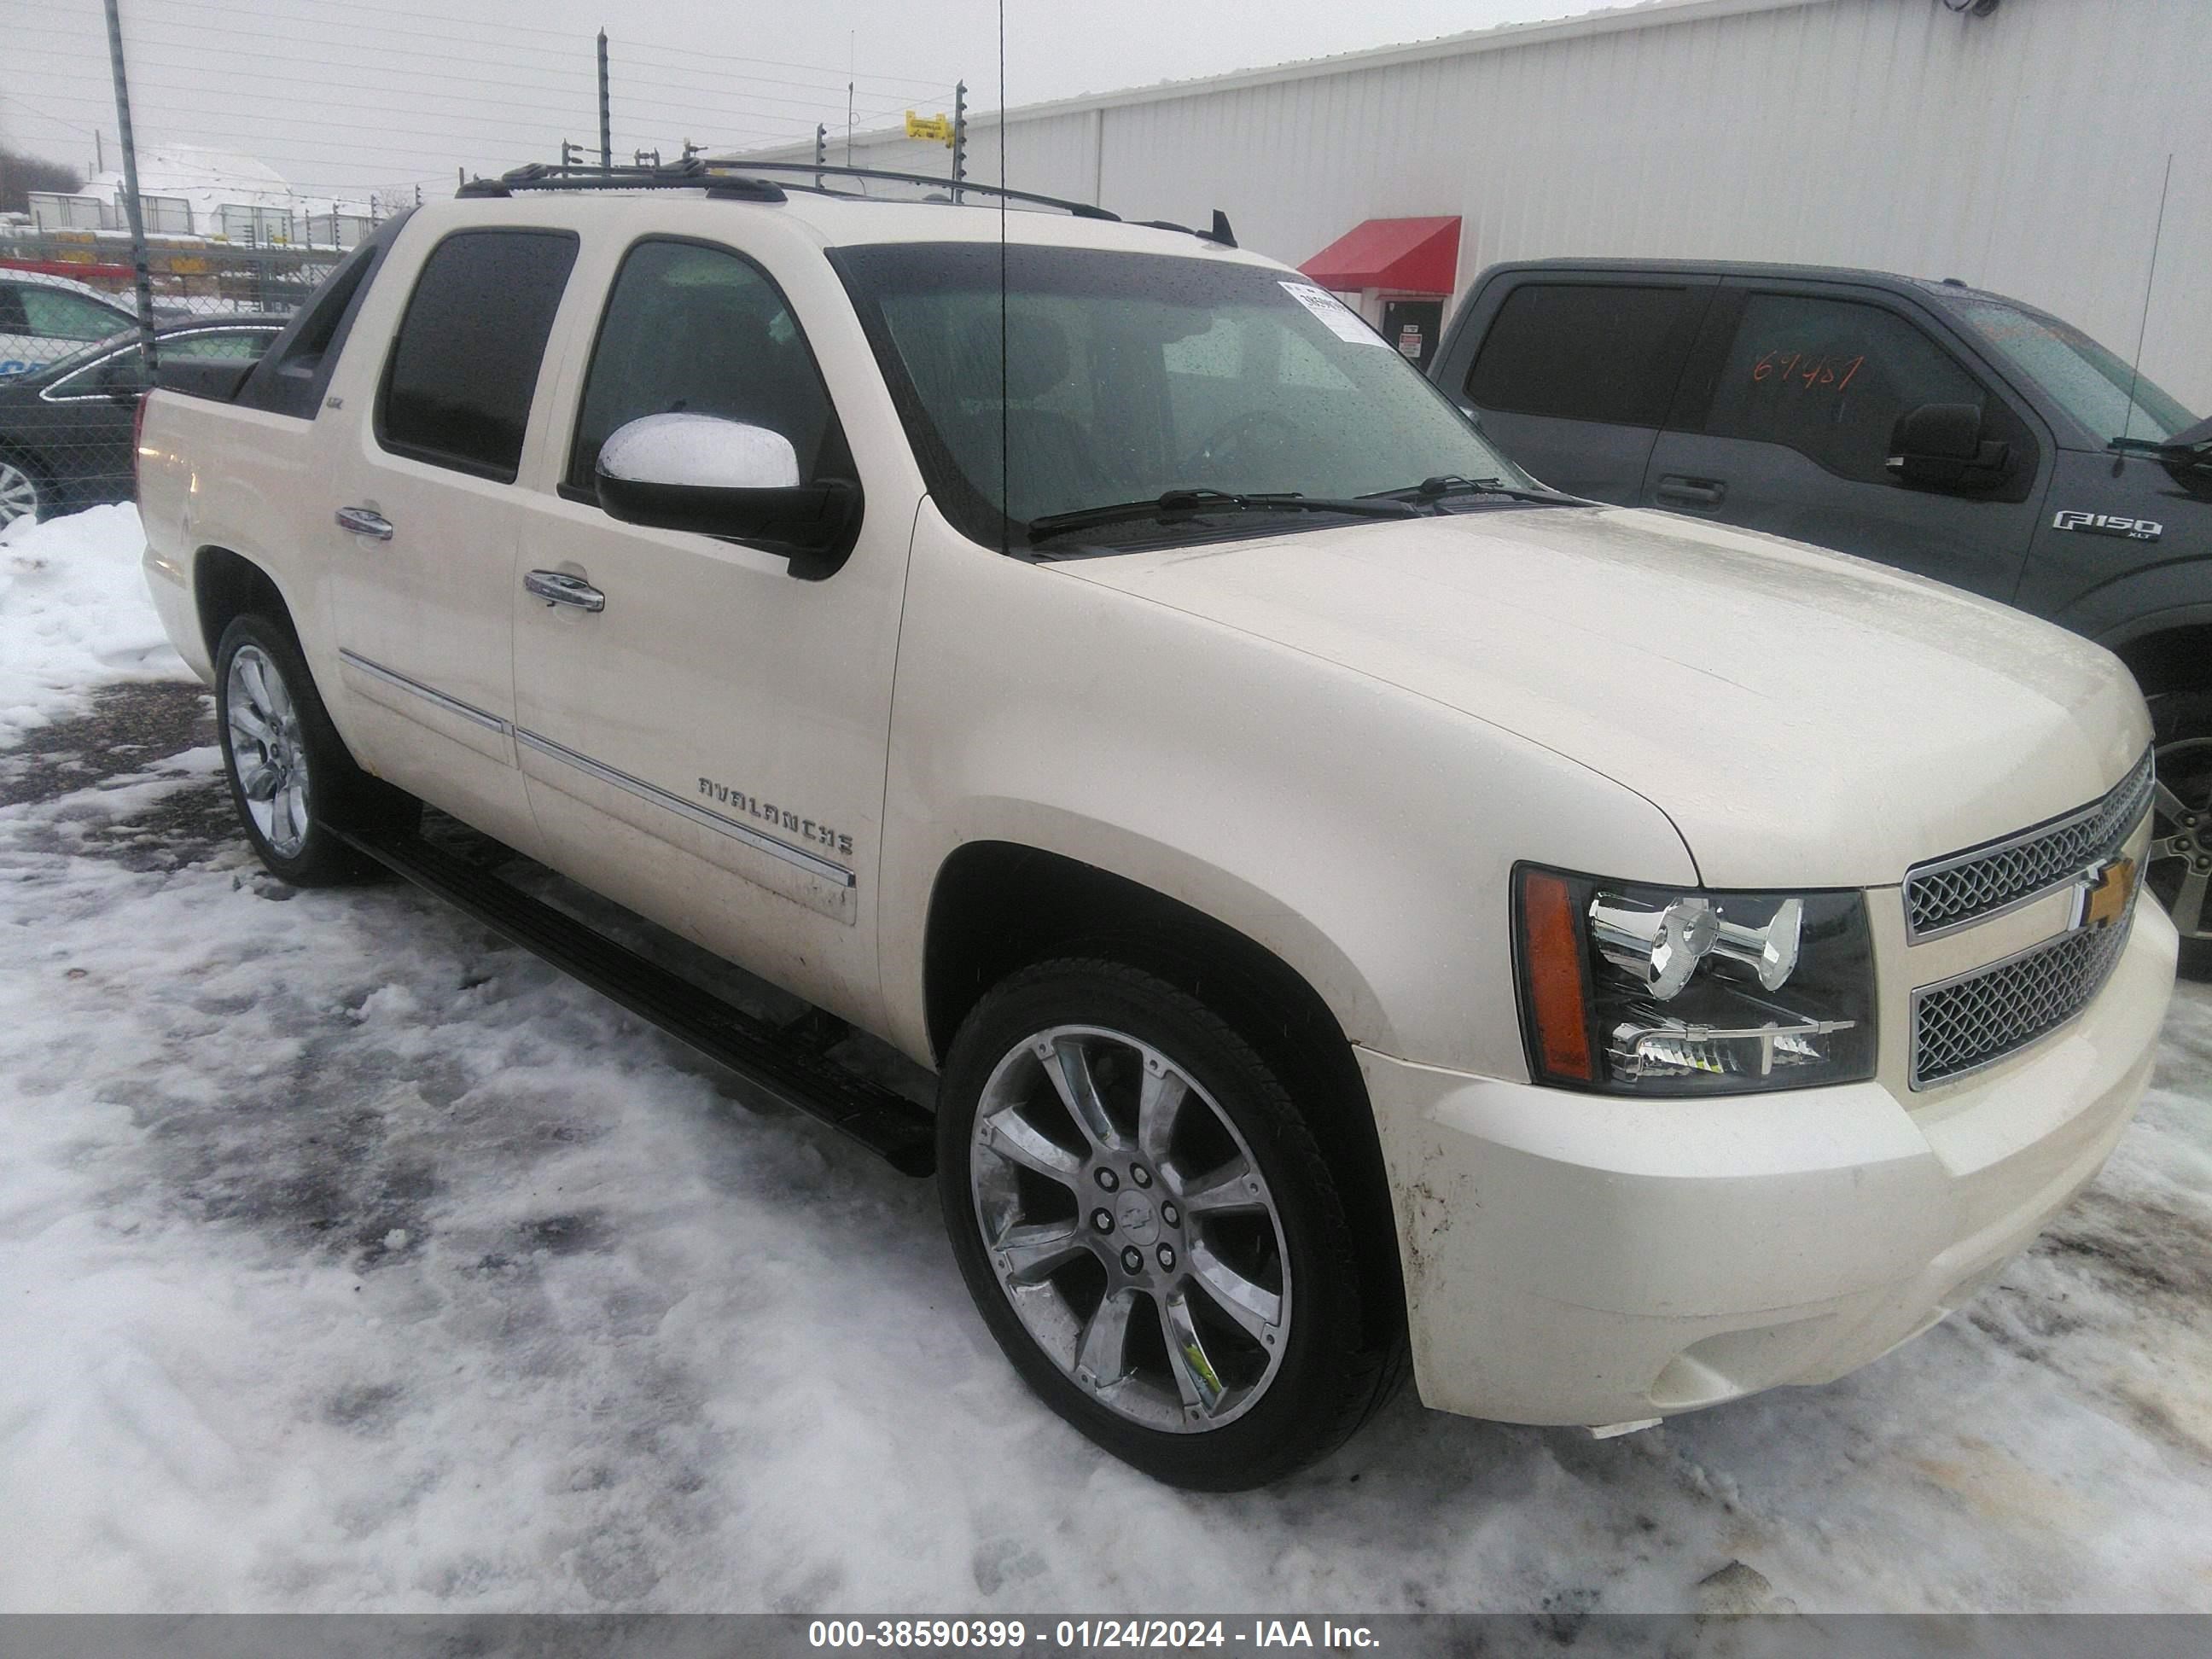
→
(1359, 474, 1580, 507)
(2109, 434, 2211, 466)
(1027, 488, 1419, 544)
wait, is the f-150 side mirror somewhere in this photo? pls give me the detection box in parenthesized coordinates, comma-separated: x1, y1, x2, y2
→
(594, 412, 863, 580)
(1886, 402, 2011, 492)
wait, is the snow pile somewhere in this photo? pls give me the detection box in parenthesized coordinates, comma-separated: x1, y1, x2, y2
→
(0, 505, 189, 738)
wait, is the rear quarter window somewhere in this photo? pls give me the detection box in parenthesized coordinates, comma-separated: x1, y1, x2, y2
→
(1465, 282, 1705, 428)
(377, 228, 579, 482)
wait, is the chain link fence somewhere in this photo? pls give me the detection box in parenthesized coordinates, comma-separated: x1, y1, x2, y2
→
(0, 229, 348, 530)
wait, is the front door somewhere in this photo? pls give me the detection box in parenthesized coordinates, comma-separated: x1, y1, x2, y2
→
(325, 225, 579, 849)
(509, 236, 910, 1031)
(1640, 282, 2052, 601)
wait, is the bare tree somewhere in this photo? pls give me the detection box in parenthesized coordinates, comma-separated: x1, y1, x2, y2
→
(0, 145, 88, 215)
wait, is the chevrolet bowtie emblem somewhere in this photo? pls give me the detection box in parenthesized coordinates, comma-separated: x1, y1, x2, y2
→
(2074, 856, 2139, 932)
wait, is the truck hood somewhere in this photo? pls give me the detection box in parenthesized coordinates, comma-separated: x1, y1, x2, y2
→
(1057, 504, 2150, 888)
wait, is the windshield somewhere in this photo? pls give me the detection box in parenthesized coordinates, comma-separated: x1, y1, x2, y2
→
(1944, 294, 2197, 445)
(832, 242, 1533, 546)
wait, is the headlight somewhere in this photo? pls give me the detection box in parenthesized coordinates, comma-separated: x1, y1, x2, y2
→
(1514, 865, 1877, 1095)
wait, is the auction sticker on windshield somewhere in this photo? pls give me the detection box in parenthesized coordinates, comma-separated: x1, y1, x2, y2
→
(1278, 281, 1389, 346)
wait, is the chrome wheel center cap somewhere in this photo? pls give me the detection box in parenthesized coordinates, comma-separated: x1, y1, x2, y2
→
(1115, 1190, 1160, 1245)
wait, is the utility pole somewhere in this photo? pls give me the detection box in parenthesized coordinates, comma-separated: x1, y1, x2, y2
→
(94, 129, 104, 173)
(952, 81, 967, 202)
(597, 29, 612, 172)
(102, 0, 157, 378)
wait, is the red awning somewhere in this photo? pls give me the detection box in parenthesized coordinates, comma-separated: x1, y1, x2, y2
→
(1299, 217, 1461, 295)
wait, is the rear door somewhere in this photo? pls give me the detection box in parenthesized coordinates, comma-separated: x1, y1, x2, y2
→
(1446, 273, 1714, 501)
(326, 225, 579, 847)
(1640, 281, 2052, 600)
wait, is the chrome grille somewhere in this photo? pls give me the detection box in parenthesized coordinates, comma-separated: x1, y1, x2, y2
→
(1910, 912, 2133, 1089)
(1904, 748, 2155, 940)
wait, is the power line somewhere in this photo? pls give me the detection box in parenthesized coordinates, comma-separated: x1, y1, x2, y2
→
(123, 0, 957, 88)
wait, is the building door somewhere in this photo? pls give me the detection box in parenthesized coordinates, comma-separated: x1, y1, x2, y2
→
(1381, 298, 1444, 371)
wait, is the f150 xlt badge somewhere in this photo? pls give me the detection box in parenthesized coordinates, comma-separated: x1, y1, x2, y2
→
(2052, 510, 2162, 541)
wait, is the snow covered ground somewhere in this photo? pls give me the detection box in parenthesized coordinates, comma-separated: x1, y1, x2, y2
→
(2, 508, 2209, 1615)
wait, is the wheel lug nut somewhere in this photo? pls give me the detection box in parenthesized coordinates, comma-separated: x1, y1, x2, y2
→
(1094, 1167, 1119, 1192)
(1156, 1243, 1177, 1272)
(1121, 1246, 1144, 1274)
(1161, 1201, 1180, 1227)
(1091, 1208, 1115, 1234)
(1129, 1163, 1153, 1189)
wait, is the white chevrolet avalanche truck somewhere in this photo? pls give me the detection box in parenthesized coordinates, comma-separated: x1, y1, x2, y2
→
(135, 165, 2178, 1489)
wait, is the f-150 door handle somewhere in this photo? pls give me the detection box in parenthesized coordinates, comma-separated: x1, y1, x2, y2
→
(525, 568, 606, 613)
(335, 505, 393, 540)
(1653, 475, 1727, 508)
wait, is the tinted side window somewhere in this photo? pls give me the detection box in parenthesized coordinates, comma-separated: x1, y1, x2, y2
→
(1703, 293, 1982, 484)
(380, 229, 578, 481)
(1466, 282, 1703, 428)
(568, 238, 839, 491)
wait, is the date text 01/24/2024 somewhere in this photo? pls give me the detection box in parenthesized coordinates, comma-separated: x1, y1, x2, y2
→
(806, 1620, 1382, 1651)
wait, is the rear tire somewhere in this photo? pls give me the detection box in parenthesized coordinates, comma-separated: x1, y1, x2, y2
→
(938, 956, 1401, 1489)
(2147, 690, 2212, 981)
(214, 612, 416, 886)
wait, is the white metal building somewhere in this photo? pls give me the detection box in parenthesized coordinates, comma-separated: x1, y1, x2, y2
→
(735, 0, 2209, 408)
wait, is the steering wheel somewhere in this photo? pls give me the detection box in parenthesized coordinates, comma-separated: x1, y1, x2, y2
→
(1186, 407, 1308, 478)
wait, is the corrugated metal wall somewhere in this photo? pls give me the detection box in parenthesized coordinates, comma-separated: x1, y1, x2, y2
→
(792, 0, 2208, 410)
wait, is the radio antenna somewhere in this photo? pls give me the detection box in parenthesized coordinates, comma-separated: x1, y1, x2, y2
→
(998, 0, 1010, 556)
(2117, 152, 2173, 455)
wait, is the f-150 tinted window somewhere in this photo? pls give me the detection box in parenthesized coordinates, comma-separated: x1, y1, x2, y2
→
(1703, 293, 1982, 484)
(378, 229, 577, 482)
(1466, 282, 1703, 428)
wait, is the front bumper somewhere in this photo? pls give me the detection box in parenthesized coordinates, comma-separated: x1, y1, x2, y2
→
(1359, 899, 2178, 1427)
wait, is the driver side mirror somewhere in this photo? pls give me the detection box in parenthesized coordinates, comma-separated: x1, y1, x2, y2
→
(1886, 402, 2010, 492)
(595, 412, 863, 580)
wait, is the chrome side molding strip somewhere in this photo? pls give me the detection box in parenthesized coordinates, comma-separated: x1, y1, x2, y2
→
(514, 726, 858, 888)
(337, 649, 509, 734)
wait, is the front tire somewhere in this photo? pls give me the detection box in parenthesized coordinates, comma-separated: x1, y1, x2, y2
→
(214, 612, 414, 885)
(938, 957, 1400, 1489)
(2148, 690, 2212, 981)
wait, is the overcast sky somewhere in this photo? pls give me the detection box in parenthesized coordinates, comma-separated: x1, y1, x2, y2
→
(6, 0, 1587, 207)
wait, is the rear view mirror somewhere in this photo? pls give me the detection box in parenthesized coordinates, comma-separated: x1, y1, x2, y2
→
(595, 412, 863, 579)
(1886, 402, 2010, 492)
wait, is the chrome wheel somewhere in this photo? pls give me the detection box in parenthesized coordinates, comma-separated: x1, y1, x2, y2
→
(2149, 738, 2212, 943)
(225, 642, 311, 859)
(0, 458, 39, 528)
(969, 1024, 1291, 1433)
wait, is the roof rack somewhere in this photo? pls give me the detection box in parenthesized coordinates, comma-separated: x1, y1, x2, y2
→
(719, 160, 1121, 223)
(455, 157, 1238, 248)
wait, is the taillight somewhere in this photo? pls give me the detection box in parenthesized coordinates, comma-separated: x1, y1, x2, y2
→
(131, 392, 150, 498)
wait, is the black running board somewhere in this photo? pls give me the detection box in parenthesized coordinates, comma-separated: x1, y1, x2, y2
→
(338, 825, 937, 1176)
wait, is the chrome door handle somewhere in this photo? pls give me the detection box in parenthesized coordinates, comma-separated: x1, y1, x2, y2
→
(1653, 475, 1727, 508)
(525, 568, 606, 612)
(335, 505, 393, 540)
